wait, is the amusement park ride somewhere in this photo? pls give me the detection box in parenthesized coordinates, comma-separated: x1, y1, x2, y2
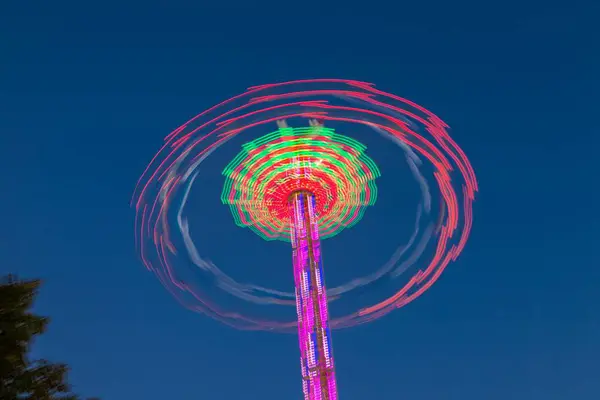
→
(133, 80, 477, 400)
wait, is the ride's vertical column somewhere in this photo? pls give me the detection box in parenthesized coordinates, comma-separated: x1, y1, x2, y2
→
(290, 191, 338, 400)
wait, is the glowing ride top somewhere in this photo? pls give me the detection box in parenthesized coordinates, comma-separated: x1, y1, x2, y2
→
(221, 120, 379, 241)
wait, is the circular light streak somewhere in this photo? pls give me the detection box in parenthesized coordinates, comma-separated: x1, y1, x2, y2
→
(132, 79, 478, 331)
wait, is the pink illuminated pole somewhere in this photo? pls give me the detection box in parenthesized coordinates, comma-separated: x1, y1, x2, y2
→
(290, 190, 338, 400)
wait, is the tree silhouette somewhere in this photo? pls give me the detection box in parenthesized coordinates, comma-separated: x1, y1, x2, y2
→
(0, 275, 98, 400)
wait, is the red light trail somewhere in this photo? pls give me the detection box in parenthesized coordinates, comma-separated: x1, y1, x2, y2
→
(132, 79, 478, 331)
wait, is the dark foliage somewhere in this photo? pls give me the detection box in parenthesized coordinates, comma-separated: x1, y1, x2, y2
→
(0, 275, 97, 400)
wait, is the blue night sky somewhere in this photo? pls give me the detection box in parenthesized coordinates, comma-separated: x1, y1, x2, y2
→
(1, 1, 598, 399)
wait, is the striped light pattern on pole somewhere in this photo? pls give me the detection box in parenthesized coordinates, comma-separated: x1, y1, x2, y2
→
(290, 191, 337, 400)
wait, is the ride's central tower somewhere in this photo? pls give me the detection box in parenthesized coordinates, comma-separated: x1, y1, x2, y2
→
(290, 190, 338, 400)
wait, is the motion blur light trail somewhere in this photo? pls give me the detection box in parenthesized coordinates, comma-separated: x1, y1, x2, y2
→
(222, 123, 379, 241)
(133, 79, 478, 332)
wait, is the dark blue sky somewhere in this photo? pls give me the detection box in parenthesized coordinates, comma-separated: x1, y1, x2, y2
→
(1, 1, 598, 399)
